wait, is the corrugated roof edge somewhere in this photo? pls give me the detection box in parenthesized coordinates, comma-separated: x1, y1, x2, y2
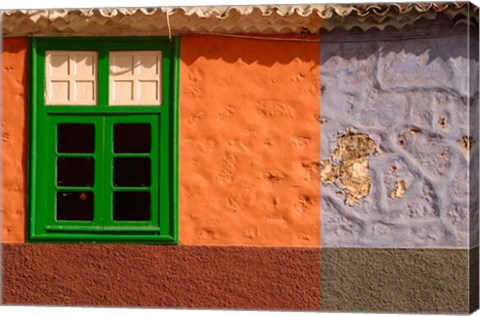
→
(0, 3, 478, 36)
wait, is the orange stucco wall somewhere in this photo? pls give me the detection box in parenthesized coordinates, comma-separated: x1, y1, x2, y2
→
(1, 35, 320, 246)
(2, 37, 28, 243)
(179, 35, 320, 247)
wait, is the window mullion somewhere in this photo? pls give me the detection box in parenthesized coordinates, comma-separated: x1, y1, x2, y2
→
(98, 48, 109, 107)
(95, 116, 105, 228)
(98, 48, 110, 228)
(102, 116, 114, 228)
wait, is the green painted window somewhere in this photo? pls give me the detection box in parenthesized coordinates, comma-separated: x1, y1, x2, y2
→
(29, 37, 179, 243)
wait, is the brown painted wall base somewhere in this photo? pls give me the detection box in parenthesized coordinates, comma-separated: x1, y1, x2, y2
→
(1, 244, 320, 310)
(3, 245, 477, 312)
(321, 247, 479, 314)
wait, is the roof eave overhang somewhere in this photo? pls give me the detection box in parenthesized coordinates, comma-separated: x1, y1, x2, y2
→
(1, 3, 478, 36)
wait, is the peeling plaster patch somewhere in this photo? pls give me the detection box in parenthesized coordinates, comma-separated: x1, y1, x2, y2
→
(389, 180, 406, 199)
(397, 128, 421, 146)
(437, 117, 447, 127)
(383, 157, 415, 206)
(457, 136, 474, 153)
(321, 131, 378, 206)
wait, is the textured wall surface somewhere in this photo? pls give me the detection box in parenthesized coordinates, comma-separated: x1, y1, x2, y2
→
(1, 35, 321, 246)
(2, 244, 320, 310)
(469, 19, 480, 251)
(321, 247, 476, 313)
(179, 35, 321, 246)
(320, 24, 479, 248)
(1, 37, 28, 243)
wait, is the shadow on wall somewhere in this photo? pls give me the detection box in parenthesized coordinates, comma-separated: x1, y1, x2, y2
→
(320, 16, 478, 64)
(180, 34, 320, 67)
(2, 38, 26, 54)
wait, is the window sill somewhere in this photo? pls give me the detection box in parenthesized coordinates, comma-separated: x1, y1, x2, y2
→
(28, 232, 177, 244)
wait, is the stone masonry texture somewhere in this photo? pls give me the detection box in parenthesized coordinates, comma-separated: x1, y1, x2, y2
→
(320, 19, 479, 248)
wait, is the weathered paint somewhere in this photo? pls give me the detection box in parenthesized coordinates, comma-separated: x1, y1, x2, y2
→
(2, 37, 28, 243)
(321, 132, 377, 206)
(179, 35, 321, 247)
(320, 23, 479, 248)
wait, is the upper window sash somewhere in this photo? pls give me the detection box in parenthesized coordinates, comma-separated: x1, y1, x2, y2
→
(33, 37, 173, 113)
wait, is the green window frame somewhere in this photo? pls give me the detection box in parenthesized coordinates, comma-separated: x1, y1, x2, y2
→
(29, 37, 179, 243)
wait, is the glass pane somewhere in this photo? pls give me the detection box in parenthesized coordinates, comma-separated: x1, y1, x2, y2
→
(58, 124, 94, 153)
(114, 124, 151, 153)
(57, 157, 94, 187)
(113, 191, 151, 221)
(57, 191, 94, 221)
(113, 158, 151, 187)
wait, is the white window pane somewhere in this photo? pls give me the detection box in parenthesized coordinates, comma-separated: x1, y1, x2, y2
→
(74, 54, 95, 76)
(109, 51, 162, 106)
(112, 80, 135, 103)
(74, 81, 95, 102)
(111, 55, 134, 75)
(45, 51, 97, 105)
(50, 81, 70, 102)
(138, 54, 159, 75)
(138, 80, 159, 103)
(49, 54, 69, 76)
